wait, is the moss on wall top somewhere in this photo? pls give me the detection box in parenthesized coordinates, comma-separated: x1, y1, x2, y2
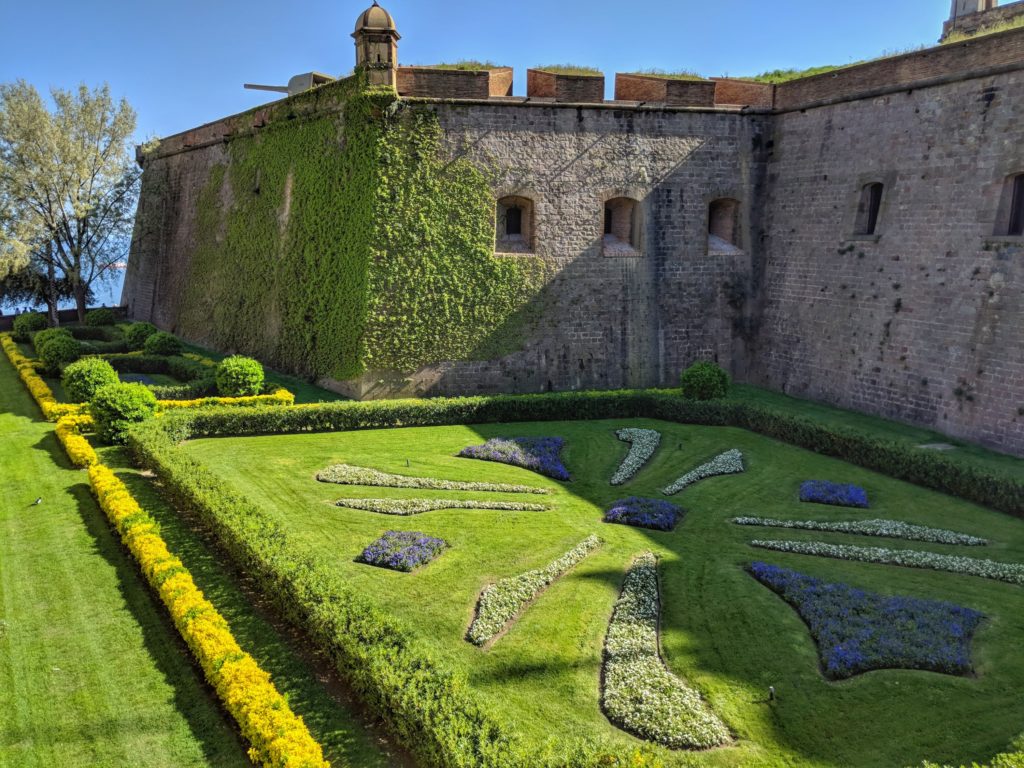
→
(177, 79, 546, 380)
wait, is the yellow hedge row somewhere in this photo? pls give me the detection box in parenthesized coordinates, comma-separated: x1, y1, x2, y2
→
(1, 333, 85, 421)
(88, 461, 330, 768)
(159, 389, 295, 410)
(56, 414, 99, 467)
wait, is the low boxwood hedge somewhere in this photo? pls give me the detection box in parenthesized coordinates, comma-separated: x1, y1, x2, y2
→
(12, 312, 47, 341)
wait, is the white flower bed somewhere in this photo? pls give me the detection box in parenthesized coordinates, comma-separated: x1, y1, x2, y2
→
(662, 449, 744, 496)
(336, 498, 549, 515)
(317, 464, 549, 494)
(734, 517, 988, 546)
(467, 535, 601, 646)
(611, 428, 661, 486)
(602, 553, 730, 749)
(751, 540, 1024, 586)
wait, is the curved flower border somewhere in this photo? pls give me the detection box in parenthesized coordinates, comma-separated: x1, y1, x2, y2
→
(318, 464, 549, 494)
(610, 428, 661, 486)
(662, 449, 744, 496)
(467, 535, 601, 646)
(336, 498, 549, 515)
(751, 539, 1024, 586)
(601, 552, 730, 750)
(734, 517, 988, 546)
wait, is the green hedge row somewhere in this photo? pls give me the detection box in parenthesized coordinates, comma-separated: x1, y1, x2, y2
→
(124, 389, 1024, 767)
(102, 353, 217, 399)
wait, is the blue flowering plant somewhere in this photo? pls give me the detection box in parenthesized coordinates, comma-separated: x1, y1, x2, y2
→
(749, 562, 984, 679)
(604, 497, 683, 532)
(359, 530, 448, 572)
(799, 480, 870, 508)
(458, 437, 570, 481)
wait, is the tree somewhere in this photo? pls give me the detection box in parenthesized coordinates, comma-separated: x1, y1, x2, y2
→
(0, 81, 141, 320)
(0, 257, 91, 322)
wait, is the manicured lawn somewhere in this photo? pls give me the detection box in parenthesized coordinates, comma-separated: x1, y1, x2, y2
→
(0, 354, 248, 767)
(185, 419, 1024, 767)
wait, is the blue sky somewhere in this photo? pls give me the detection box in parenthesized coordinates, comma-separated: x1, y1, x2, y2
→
(0, 0, 951, 307)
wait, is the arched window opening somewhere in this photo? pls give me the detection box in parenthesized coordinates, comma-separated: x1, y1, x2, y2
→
(1007, 174, 1024, 237)
(496, 196, 534, 253)
(855, 182, 885, 236)
(603, 197, 639, 254)
(708, 198, 741, 253)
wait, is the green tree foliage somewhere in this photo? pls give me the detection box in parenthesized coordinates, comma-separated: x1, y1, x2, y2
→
(62, 357, 119, 403)
(0, 260, 87, 324)
(680, 361, 731, 400)
(90, 382, 157, 443)
(215, 355, 264, 397)
(0, 81, 143, 320)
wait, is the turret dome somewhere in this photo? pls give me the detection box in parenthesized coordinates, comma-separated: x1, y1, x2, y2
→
(354, 2, 399, 36)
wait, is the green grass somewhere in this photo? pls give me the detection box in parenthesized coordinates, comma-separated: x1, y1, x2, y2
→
(533, 64, 603, 77)
(0, 351, 248, 767)
(943, 15, 1024, 44)
(421, 61, 506, 71)
(626, 69, 705, 81)
(184, 418, 1024, 767)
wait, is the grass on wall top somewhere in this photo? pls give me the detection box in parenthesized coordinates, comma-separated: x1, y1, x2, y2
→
(533, 64, 604, 77)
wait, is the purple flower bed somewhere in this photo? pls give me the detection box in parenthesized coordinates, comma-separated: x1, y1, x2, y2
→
(458, 437, 570, 481)
(799, 480, 869, 509)
(749, 562, 983, 679)
(359, 530, 447, 572)
(603, 497, 683, 532)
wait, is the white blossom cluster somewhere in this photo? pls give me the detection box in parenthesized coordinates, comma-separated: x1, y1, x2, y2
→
(611, 428, 662, 486)
(751, 540, 1024, 586)
(662, 449, 745, 496)
(734, 517, 988, 546)
(467, 535, 602, 646)
(601, 553, 731, 749)
(335, 498, 549, 515)
(317, 464, 549, 494)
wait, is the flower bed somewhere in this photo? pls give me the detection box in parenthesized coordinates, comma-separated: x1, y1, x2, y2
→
(336, 498, 548, 515)
(734, 517, 988, 546)
(359, 530, 448, 572)
(458, 437, 570, 481)
(662, 449, 744, 495)
(750, 562, 984, 679)
(751, 539, 1024, 586)
(467, 535, 601, 646)
(610, 428, 661, 485)
(602, 552, 730, 749)
(604, 497, 683, 532)
(317, 464, 549, 494)
(800, 480, 869, 508)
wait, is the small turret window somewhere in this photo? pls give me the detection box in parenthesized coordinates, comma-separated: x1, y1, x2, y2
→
(603, 197, 640, 254)
(708, 198, 741, 252)
(496, 196, 534, 253)
(855, 182, 885, 236)
(1009, 175, 1024, 236)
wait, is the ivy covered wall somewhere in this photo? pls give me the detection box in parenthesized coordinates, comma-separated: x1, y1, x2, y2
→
(173, 79, 546, 380)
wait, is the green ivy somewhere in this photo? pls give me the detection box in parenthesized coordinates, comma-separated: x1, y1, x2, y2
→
(176, 78, 546, 380)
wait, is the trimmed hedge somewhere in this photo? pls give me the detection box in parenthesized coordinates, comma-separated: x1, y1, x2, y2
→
(103, 353, 218, 399)
(144, 331, 183, 357)
(91, 383, 158, 444)
(122, 386, 1024, 767)
(63, 357, 120, 403)
(84, 307, 117, 326)
(1, 333, 85, 420)
(12, 312, 47, 341)
(216, 355, 265, 397)
(124, 321, 158, 350)
(38, 333, 81, 373)
(679, 361, 730, 400)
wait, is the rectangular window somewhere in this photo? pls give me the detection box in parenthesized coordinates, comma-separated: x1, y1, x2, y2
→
(604, 207, 613, 235)
(506, 207, 522, 236)
(864, 183, 883, 236)
(1009, 175, 1024, 237)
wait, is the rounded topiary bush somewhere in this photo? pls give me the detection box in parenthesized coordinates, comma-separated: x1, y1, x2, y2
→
(90, 383, 158, 444)
(143, 330, 182, 357)
(680, 361, 730, 401)
(33, 326, 71, 352)
(84, 307, 117, 326)
(12, 312, 47, 342)
(124, 321, 158, 350)
(37, 332, 81, 373)
(63, 357, 120, 403)
(215, 355, 264, 397)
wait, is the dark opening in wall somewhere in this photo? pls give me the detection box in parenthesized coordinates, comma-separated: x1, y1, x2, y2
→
(496, 195, 534, 253)
(855, 183, 885, 236)
(708, 198, 741, 252)
(603, 197, 640, 254)
(1009, 175, 1024, 237)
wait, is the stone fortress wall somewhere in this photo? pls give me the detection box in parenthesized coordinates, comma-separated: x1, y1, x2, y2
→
(121, 6, 1024, 455)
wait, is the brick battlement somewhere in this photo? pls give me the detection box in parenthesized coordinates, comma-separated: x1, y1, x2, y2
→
(942, 0, 1024, 41)
(397, 67, 513, 99)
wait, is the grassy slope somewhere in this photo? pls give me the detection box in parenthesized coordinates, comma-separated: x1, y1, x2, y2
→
(0, 353, 248, 767)
(186, 419, 1024, 768)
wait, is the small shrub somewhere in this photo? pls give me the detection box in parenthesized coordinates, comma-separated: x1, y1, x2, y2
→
(63, 358, 120, 403)
(215, 355, 264, 397)
(680, 361, 730, 400)
(33, 326, 72, 353)
(12, 312, 47, 341)
(84, 307, 117, 326)
(124, 321, 158, 350)
(90, 383, 158, 444)
(143, 331, 182, 356)
(68, 325, 113, 341)
(37, 333, 81, 373)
